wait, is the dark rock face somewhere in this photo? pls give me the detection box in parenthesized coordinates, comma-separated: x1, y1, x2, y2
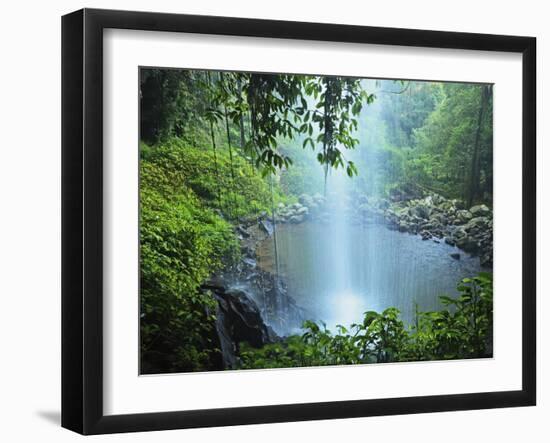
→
(259, 219, 274, 236)
(202, 283, 279, 370)
(216, 288, 276, 348)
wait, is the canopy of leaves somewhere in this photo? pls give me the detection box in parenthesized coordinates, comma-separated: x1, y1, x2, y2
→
(408, 83, 493, 203)
(140, 68, 374, 179)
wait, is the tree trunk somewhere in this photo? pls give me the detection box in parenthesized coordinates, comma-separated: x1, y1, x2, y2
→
(466, 85, 490, 208)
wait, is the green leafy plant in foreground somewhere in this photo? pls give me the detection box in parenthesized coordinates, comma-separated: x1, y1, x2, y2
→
(239, 273, 493, 369)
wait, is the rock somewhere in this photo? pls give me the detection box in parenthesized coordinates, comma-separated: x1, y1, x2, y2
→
(398, 222, 408, 232)
(410, 204, 432, 220)
(444, 237, 456, 246)
(296, 206, 309, 216)
(420, 230, 431, 240)
(298, 194, 314, 207)
(259, 219, 274, 235)
(453, 228, 467, 240)
(456, 210, 473, 223)
(378, 199, 390, 210)
(432, 194, 445, 206)
(450, 252, 461, 260)
(313, 193, 325, 205)
(242, 257, 257, 268)
(236, 225, 250, 238)
(480, 253, 493, 268)
(431, 213, 447, 226)
(455, 235, 479, 253)
(289, 215, 304, 224)
(469, 216, 488, 228)
(211, 288, 279, 369)
(470, 204, 491, 217)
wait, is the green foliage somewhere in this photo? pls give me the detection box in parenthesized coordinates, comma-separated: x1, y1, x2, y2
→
(408, 272, 493, 360)
(239, 273, 493, 369)
(142, 138, 287, 220)
(407, 84, 493, 203)
(140, 138, 276, 373)
(140, 68, 373, 179)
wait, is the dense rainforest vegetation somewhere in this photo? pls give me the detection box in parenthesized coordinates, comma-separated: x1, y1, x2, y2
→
(140, 68, 493, 374)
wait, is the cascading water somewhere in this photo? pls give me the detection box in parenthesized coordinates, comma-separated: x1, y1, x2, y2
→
(247, 79, 485, 336)
(253, 90, 484, 335)
(320, 169, 363, 328)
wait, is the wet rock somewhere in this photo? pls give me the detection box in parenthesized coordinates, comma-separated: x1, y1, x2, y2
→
(259, 219, 274, 235)
(298, 194, 314, 207)
(289, 214, 304, 224)
(296, 206, 309, 216)
(450, 252, 461, 260)
(236, 225, 250, 238)
(444, 237, 456, 246)
(209, 287, 279, 369)
(242, 257, 257, 268)
(455, 235, 479, 253)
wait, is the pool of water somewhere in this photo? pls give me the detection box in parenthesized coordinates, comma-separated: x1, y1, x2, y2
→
(256, 222, 484, 331)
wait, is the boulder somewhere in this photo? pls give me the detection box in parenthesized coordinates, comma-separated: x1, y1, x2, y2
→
(236, 225, 250, 238)
(410, 204, 432, 219)
(211, 288, 279, 369)
(456, 209, 473, 223)
(259, 219, 274, 235)
(298, 194, 314, 207)
(470, 204, 491, 217)
(455, 235, 479, 253)
(432, 194, 445, 206)
(450, 252, 461, 260)
(444, 237, 456, 246)
(289, 214, 304, 224)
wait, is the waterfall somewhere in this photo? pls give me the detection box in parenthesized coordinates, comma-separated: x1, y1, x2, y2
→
(269, 174, 285, 329)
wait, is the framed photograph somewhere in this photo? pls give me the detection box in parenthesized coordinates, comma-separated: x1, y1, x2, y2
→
(62, 8, 536, 435)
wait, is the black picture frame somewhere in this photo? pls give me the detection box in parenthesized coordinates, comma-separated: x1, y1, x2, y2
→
(62, 8, 536, 435)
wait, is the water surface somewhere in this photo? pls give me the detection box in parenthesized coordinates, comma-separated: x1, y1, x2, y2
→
(257, 222, 483, 331)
